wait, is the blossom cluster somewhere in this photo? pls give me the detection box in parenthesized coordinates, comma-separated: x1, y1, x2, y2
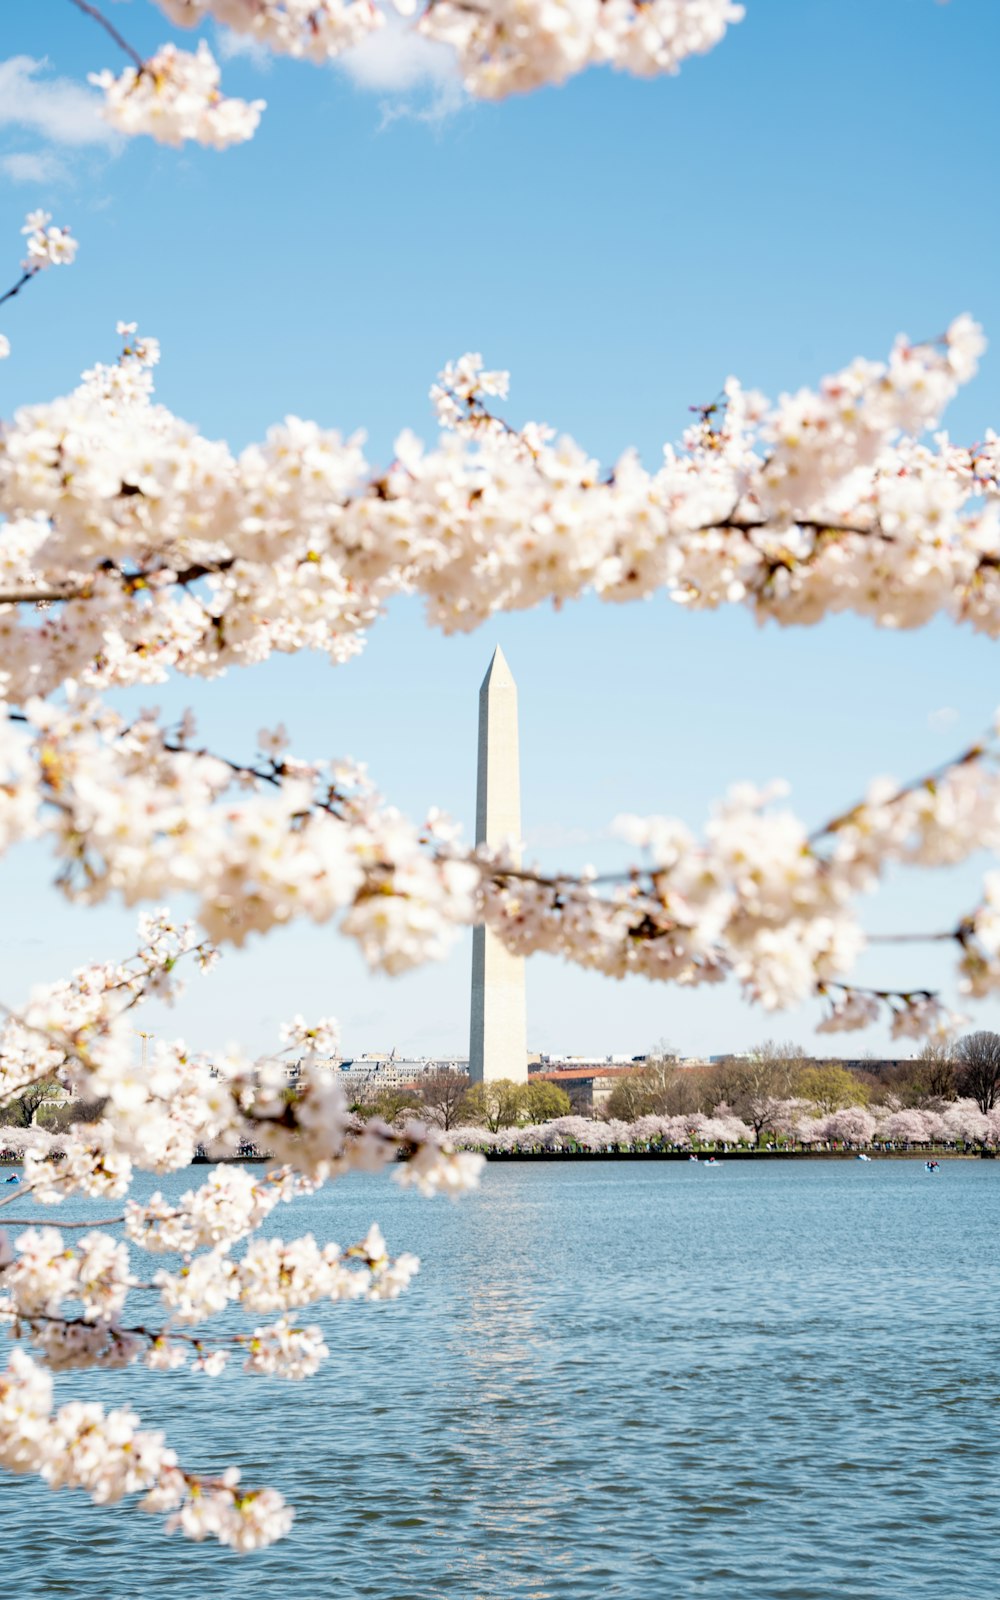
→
(82, 1, 742, 149)
(0, 212, 78, 364)
(20, 210, 78, 274)
(0, 950, 485, 1196)
(1, 322, 997, 711)
(0, 1348, 292, 1547)
(416, 0, 745, 99)
(157, 0, 383, 62)
(0, 1210, 419, 1374)
(91, 41, 265, 148)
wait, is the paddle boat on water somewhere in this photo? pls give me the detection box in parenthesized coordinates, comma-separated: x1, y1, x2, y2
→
(4, 1173, 20, 1185)
(702, 1157, 722, 1168)
(856, 1153, 873, 1162)
(925, 1160, 941, 1173)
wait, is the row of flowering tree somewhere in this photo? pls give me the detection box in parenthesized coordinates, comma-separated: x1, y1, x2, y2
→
(443, 1102, 1000, 1153)
(1, 0, 999, 1555)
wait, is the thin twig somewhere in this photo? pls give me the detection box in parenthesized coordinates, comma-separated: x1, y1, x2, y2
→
(0, 1179, 42, 1212)
(65, 0, 145, 70)
(821, 980, 937, 1002)
(0, 271, 35, 312)
(0, 557, 237, 608)
(809, 736, 990, 844)
(2, 1214, 125, 1228)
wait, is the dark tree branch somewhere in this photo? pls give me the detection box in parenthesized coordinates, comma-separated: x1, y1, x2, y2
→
(0, 270, 35, 311)
(65, 0, 145, 70)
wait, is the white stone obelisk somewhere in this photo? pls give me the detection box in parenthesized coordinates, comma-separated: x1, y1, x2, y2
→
(469, 647, 527, 1084)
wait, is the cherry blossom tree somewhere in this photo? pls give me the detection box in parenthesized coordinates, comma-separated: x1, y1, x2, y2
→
(1, 266, 998, 1033)
(712, 1042, 807, 1146)
(819, 1107, 876, 1147)
(880, 1108, 933, 1145)
(1, 0, 1000, 1554)
(939, 1100, 989, 1146)
(414, 1070, 472, 1131)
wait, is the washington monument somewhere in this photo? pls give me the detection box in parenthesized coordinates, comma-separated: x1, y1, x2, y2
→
(469, 647, 528, 1084)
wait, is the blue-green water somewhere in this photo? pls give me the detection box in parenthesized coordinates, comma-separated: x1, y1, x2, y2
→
(4, 1159, 1000, 1598)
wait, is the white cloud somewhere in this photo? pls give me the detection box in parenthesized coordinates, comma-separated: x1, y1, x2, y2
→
(340, 24, 454, 92)
(1, 150, 67, 184)
(928, 706, 960, 732)
(215, 28, 273, 70)
(0, 55, 117, 148)
(337, 19, 465, 123)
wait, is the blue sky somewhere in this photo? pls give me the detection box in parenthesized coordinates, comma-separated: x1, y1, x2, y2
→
(1, 0, 999, 1061)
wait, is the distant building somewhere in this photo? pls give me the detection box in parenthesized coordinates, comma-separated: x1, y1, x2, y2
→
(331, 1055, 468, 1092)
(826, 1058, 916, 1078)
(707, 1054, 917, 1077)
(531, 1064, 646, 1117)
(531, 1054, 641, 1071)
(282, 1047, 915, 1101)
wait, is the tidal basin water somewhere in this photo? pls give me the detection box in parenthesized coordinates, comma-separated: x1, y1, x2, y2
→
(6, 1158, 1000, 1599)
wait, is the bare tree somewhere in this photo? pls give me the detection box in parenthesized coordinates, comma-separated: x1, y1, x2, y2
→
(877, 1039, 958, 1108)
(918, 1037, 958, 1103)
(417, 1070, 471, 1131)
(955, 1032, 1000, 1114)
(715, 1040, 807, 1147)
(605, 1055, 701, 1120)
(646, 1038, 679, 1068)
(605, 1069, 658, 1122)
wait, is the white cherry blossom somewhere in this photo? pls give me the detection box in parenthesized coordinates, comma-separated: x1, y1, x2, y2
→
(91, 42, 265, 148)
(1, 320, 996, 713)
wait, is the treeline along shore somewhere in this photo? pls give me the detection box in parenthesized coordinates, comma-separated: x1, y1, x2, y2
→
(6, 1035, 1000, 1168)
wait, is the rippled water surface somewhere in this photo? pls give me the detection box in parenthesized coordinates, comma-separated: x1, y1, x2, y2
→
(6, 1158, 1000, 1598)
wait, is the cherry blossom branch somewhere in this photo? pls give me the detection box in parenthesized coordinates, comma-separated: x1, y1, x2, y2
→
(9, 696, 1000, 1037)
(0, 212, 77, 363)
(0, 1181, 44, 1214)
(2, 1215, 125, 1228)
(1, 322, 997, 708)
(810, 736, 991, 845)
(58, 0, 743, 151)
(2, 1310, 241, 1356)
(0, 272, 34, 312)
(0, 558, 238, 609)
(818, 980, 936, 1001)
(0, 932, 217, 1111)
(0, 1348, 293, 1547)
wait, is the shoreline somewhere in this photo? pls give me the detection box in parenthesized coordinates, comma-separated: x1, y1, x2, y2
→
(475, 1148, 985, 1162)
(0, 1148, 989, 1168)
